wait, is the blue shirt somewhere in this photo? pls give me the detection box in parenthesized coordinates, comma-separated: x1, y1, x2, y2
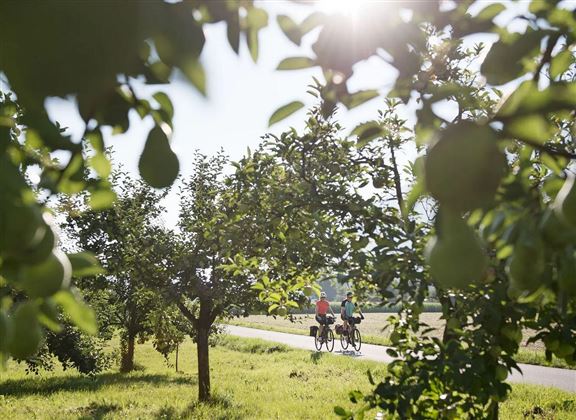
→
(344, 300, 355, 317)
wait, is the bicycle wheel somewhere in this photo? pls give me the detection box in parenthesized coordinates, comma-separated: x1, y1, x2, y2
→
(325, 329, 334, 352)
(352, 328, 362, 351)
(340, 331, 349, 350)
(314, 328, 323, 351)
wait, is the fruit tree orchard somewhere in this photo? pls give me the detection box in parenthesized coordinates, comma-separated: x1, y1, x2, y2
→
(0, 1, 575, 418)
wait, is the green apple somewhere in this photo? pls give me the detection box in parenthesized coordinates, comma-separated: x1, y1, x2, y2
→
(506, 231, 545, 293)
(18, 250, 72, 297)
(495, 365, 508, 381)
(7, 302, 43, 359)
(426, 211, 488, 289)
(425, 122, 506, 211)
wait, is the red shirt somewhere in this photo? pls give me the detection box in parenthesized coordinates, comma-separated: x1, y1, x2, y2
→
(316, 299, 330, 315)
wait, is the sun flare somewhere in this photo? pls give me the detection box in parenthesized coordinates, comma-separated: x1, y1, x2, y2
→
(316, 0, 373, 17)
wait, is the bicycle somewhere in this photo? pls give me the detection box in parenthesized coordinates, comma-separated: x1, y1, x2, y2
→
(313, 316, 335, 352)
(339, 312, 364, 352)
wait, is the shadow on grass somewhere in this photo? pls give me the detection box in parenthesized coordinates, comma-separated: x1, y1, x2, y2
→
(76, 402, 121, 420)
(335, 349, 363, 358)
(155, 393, 244, 420)
(1, 372, 197, 398)
(310, 351, 325, 364)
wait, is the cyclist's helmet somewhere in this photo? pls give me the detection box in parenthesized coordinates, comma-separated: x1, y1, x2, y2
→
(346, 291, 354, 297)
(320, 291, 327, 298)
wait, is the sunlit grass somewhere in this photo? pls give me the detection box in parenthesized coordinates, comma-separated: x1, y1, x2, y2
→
(0, 336, 573, 419)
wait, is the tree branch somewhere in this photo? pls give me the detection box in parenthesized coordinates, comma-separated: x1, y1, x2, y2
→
(516, 138, 576, 160)
(534, 33, 560, 83)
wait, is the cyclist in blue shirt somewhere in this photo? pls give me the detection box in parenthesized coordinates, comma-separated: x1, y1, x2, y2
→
(340, 291, 357, 335)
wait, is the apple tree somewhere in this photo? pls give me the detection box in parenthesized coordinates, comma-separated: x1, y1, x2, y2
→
(0, 0, 269, 362)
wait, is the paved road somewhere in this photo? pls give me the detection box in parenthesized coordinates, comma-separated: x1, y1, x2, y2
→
(224, 325, 576, 393)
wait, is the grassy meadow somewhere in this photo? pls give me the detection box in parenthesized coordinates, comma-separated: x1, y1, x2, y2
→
(226, 313, 574, 369)
(1, 335, 575, 419)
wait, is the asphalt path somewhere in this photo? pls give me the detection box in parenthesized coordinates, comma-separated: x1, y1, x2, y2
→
(224, 325, 576, 393)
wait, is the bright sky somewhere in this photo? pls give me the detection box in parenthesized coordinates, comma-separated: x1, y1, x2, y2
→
(45, 1, 406, 227)
(44, 0, 526, 227)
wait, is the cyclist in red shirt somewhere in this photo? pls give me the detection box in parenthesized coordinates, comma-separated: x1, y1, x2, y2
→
(315, 291, 336, 341)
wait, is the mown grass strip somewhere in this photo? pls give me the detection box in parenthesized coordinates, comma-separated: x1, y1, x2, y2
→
(1, 335, 574, 419)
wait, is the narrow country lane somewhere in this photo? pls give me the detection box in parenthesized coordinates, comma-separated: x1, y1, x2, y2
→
(224, 325, 576, 393)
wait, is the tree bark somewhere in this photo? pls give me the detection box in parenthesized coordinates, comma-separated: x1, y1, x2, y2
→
(175, 343, 179, 373)
(120, 332, 136, 372)
(389, 140, 404, 212)
(196, 325, 210, 401)
(488, 400, 499, 419)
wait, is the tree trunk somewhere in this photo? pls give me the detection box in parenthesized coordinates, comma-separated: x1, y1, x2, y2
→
(120, 332, 136, 373)
(439, 294, 458, 343)
(175, 343, 179, 373)
(389, 140, 404, 212)
(488, 400, 499, 419)
(196, 326, 210, 401)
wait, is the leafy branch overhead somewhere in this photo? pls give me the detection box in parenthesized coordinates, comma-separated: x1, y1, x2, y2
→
(0, 1, 269, 363)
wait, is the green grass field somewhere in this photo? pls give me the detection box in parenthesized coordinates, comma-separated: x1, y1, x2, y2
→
(1, 335, 575, 419)
(226, 313, 573, 369)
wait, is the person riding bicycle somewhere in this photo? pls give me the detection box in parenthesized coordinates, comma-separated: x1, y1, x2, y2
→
(341, 291, 360, 335)
(315, 291, 335, 341)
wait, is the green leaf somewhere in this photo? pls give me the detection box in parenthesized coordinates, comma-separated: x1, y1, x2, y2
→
(226, 13, 240, 54)
(268, 101, 304, 126)
(277, 15, 301, 45)
(342, 90, 379, 110)
(505, 114, 554, 144)
(550, 50, 574, 79)
(300, 12, 326, 35)
(138, 126, 180, 188)
(481, 30, 547, 85)
(286, 300, 299, 309)
(349, 390, 363, 403)
(67, 252, 105, 277)
(246, 7, 268, 30)
(181, 59, 206, 96)
(246, 8, 268, 63)
(89, 189, 117, 210)
(247, 28, 259, 62)
(352, 236, 369, 250)
(89, 152, 111, 178)
(153, 92, 174, 120)
(366, 369, 375, 385)
(251, 282, 265, 291)
(386, 348, 399, 357)
(404, 178, 424, 216)
(497, 81, 576, 118)
(541, 154, 564, 175)
(334, 406, 350, 417)
(25, 129, 43, 149)
(351, 122, 383, 147)
(86, 129, 104, 152)
(529, 0, 552, 14)
(267, 292, 282, 303)
(476, 3, 506, 20)
(53, 289, 97, 335)
(38, 307, 62, 333)
(277, 57, 316, 70)
(334, 406, 346, 416)
(262, 275, 270, 286)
